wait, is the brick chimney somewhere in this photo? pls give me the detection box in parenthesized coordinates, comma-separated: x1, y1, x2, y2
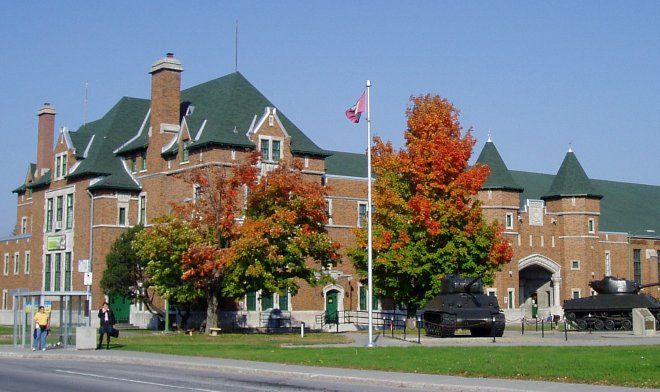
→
(36, 103, 56, 177)
(148, 52, 183, 171)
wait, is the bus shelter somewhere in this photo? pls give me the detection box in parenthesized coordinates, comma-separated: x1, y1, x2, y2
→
(11, 289, 90, 349)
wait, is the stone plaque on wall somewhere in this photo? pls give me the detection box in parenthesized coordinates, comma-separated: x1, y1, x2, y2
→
(527, 200, 544, 226)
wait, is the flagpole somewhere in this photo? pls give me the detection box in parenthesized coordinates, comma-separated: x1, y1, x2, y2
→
(366, 79, 374, 347)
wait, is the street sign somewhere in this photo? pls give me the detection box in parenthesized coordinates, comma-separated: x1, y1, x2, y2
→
(83, 272, 93, 286)
(78, 259, 91, 273)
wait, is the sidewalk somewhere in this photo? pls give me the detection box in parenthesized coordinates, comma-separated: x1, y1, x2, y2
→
(0, 345, 654, 392)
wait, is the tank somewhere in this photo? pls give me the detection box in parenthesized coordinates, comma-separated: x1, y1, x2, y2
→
(563, 276, 660, 331)
(422, 275, 505, 338)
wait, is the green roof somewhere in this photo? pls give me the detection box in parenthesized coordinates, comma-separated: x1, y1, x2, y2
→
(542, 151, 602, 200)
(475, 141, 523, 191)
(510, 170, 660, 235)
(27, 170, 51, 190)
(325, 150, 367, 178)
(12, 164, 37, 194)
(88, 171, 141, 192)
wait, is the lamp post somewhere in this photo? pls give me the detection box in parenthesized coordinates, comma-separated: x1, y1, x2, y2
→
(628, 229, 656, 282)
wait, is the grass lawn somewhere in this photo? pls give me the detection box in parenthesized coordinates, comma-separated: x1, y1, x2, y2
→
(114, 332, 659, 388)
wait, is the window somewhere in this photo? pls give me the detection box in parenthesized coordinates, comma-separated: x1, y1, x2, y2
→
(54, 153, 67, 180)
(27, 188, 32, 199)
(118, 207, 127, 226)
(633, 249, 641, 283)
(588, 218, 595, 233)
(486, 288, 497, 298)
(56, 195, 63, 228)
(259, 138, 282, 162)
(325, 198, 333, 225)
(507, 288, 515, 309)
(572, 289, 581, 299)
(181, 140, 189, 162)
(24, 252, 30, 274)
(246, 291, 257, 311)
(304, 156, 309, 168)
(604, 251, 611, 276)
(1, 290, 6, 310)
(3, 254, 8, 275)
(54, 253, 62, 291)
(64, 252, 72, 291)
(46, 198, 53, 232)
(357, 202, 367, 228)
(359, 285, 379, 310)
(139, 195, 146, 225)
(13, 253, 19, 275)
(261, 292, 274, 310)
(66, 194, 74, 229)
(44, 255, 51, 291)
(278, 290, 289, 311)
(505, 213, 513, 230)
(141, 150, 147, 171)
(130, 155, 137, 172)
(21, 217, 27, 234)
(55, 156, 61, 178)
(571, 260, 580, 270)
(231, 149, 236, 160)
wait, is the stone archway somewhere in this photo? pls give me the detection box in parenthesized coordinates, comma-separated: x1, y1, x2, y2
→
(518, 254, 562, 314)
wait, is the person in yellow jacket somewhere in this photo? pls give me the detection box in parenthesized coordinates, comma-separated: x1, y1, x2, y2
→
(32, 306, 49, 351)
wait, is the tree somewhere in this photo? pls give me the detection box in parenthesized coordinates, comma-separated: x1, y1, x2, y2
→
(133, 215, 206, 319)
(222, 161, 341, 303)
(351, 94, 512, 320)
(100, 225, 154, 309)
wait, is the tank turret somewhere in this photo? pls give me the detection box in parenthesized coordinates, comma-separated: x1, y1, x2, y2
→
(423, 275, 505, 338)
(564, 276, 660, 331)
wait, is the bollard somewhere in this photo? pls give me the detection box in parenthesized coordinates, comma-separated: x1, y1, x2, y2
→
(403, 320, 406, 341)
(564, 319, 568, 341)
(541, 319, 544, 338)
(417, 317, 421, 344)
(522, 318, 525, 335)
(535, 318, 538, 332)
(300, 322, 305, 338)
(390, 318, 394, 338)
(383, 317, 386, 336)
(492, 317, 496, 343)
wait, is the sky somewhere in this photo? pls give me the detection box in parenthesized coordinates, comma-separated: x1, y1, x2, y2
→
(0, 2, 658, 235)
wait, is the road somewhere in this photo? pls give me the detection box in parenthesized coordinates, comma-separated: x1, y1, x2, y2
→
(0, 358, 418, 392)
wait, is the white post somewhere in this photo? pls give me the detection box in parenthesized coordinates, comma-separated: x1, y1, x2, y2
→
(300, 322, 305, 338)
(366, 80, 374, 347)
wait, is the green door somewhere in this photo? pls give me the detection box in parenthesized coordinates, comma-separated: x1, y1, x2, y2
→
(261, 292, 274, 310)
(109, 294, 130, 323)
(326, 290, 339, 323)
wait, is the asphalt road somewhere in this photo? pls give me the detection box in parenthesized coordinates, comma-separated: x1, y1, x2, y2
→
(0, 358, 421, 392)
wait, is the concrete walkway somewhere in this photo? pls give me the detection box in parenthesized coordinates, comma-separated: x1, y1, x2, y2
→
(0, 344, 656, 392)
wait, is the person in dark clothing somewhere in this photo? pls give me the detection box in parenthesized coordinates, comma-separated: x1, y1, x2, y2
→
(97, 302, 116, 350)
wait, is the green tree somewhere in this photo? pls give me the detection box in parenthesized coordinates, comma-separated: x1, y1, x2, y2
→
(351, 95, 513, 320)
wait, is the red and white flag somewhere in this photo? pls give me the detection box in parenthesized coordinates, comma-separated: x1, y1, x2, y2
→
(345, 91, 366, 123)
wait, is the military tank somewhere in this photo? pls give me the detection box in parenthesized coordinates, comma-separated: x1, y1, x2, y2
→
(423, 275, 505, 337)
(563, 276, 660, 331)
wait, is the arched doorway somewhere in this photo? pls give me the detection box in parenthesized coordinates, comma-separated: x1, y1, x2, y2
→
(323, 284, 344, 324)
(518, 254, 562, 315)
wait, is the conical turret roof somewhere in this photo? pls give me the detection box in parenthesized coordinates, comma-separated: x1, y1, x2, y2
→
(476, 140, 523, 192)
(542, 150, 602, 200)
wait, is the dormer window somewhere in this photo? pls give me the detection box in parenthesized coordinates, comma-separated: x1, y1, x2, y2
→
(182, 140, 190, 163)
(141, 150, 147, 171)
(54, 152, 68, 180)
(260, 137, 282, 162)
(130, 154, 137, 173)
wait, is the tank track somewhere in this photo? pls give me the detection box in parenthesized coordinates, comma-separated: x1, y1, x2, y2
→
(565, 311, 660, 331)
(424, 313, 456, 337)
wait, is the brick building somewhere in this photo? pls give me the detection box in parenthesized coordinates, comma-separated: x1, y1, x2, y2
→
(1, 54, 658, 327)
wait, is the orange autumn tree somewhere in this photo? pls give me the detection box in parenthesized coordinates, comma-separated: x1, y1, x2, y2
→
(351, 94, 512, 317)
(173, 157, 259, 330)
(223, 160, 341, 304)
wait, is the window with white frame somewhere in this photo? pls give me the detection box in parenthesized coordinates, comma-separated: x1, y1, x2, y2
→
(55, 195, 63, 230)
(486, 288, 497, 298)
(325, 198, 333, 225)
(505, 213, 513, 230)
(357, 202, 367, 228)
(1, 290, 7, 310)
(44, 255, 51, 291)
(604, 251, 611, 276)
(118, 207, 127, 226)
(139, 194, 147, 225)
(571, 289, 581, 299)
(64, 252, 72, 291)
(259, 137, 282, 162)
(588, 218, 595, 233)
(3, 253, 8, 276)
(54, 253, 62, 291)
(359, 284, 379, 310)
(21, 216, 27, 234)
(571, 260, 580, 270)
(46, 198, 53, 232)
(181, 140, 190, 163)
(24, 251, 30, 274)
(507, 288, 515, 309)
(54, 152, 68, 180)
(13, 253, 19, 275)
(66, 194, 74, 229)
(141, 150, 147, 171)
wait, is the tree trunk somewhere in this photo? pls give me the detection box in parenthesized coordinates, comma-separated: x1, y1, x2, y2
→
(206, 291, 220, 333)
(405, 306, 418, 329)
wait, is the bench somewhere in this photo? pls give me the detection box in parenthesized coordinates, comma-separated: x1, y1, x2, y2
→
(208, 327, 222, 336)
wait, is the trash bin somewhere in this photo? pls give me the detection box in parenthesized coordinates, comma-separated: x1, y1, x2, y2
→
(531, 303, 538, 318)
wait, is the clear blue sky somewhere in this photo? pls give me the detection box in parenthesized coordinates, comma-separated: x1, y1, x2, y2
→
(1, 2, 658, 235)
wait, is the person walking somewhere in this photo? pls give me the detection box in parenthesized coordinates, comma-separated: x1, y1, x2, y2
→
(97, 302, 116, 350)
(32, 306, 49, 351)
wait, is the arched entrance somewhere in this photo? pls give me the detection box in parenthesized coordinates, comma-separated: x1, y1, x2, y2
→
(323, 284, 344, 324)
(518, 254, 562, 315)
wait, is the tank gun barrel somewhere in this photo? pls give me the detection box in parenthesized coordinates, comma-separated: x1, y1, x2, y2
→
(465, 276, 481, 292)
(640, 282, 660, 289)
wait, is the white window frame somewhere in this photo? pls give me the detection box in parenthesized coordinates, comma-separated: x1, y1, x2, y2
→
(505, 213, 513, 230)
(1, 290, 7, 310)
(588, 218, 595, 233)
(3, 253, 8, 276)
(13, 252, 19, 275)
(486, 288, 497, 298)
(326, 198, 333, 225)
(138, 193, 147, 225)
(258, 136, 283, 163)
(571, 260, 580, 270)
(604, 251, 611, 276)
(54, 152, 68, 180)
(507, 288, 515, 309)
(118, 206, 127, 227)
(357, 202, 368, 228)
(21, 216, 28, 234)
(571, 289, 581, 299)
(24, 251, 30, 274)
(358, 283, 380, 311)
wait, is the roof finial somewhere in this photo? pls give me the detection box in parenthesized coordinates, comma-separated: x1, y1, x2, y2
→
(568, 141, 573, 153)
(487, 130, 492, 143)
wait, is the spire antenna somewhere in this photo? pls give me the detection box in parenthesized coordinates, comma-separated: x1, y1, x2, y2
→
(568, 141, 573, 153)
(487, 130, 492, 143)
(84, 82, 89, 127)
(235, 20, 239, 72)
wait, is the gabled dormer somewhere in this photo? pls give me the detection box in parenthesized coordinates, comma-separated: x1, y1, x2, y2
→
(249, 107, 291, 165)
(52, 127, 74, 182)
